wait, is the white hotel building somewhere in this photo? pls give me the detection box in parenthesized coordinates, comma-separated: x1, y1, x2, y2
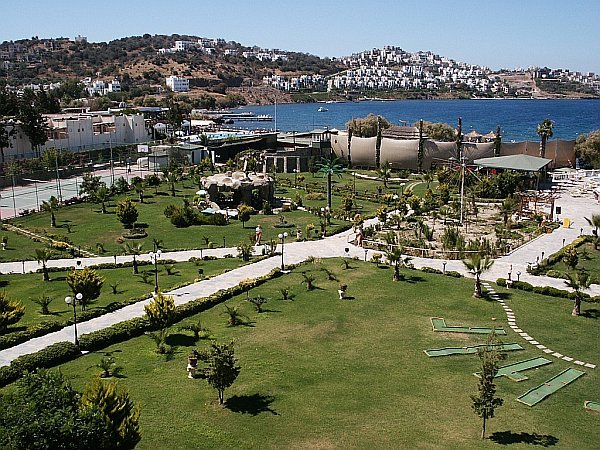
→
(166, 75, 190, 92)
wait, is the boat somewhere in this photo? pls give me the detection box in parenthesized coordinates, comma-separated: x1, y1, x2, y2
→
(317, 106, 328, 112)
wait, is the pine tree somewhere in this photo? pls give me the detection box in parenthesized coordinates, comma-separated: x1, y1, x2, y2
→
(203, 341, 241, 405)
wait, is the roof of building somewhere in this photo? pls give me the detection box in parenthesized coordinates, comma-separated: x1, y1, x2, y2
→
(474, 154, 553, 172)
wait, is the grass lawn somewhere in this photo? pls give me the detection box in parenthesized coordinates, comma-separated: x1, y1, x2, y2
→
(46, 259, 598, 449)
(540, 242, 600, 284)
(2, 257, 246, 331)
(0, 227, 48, 262)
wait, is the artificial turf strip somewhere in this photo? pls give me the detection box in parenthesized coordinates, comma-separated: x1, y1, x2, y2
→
(430, 317, 506, 335)
(584, 401, 600, 413)
(517, 368, 586, 406)
(423, 343, 523, 357)
(474, 356, 553, 382)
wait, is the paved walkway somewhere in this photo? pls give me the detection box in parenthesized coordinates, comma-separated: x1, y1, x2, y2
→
(1, 186, 598, 367)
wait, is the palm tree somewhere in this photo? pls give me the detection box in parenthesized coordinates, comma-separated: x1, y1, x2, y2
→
(385, 246, 411, 281)
(94, 185, 110, 214)
(536, 119, 554, 158)
(498, 197, 518, 226)
(564, 270, 590, 317)
(123, 242, 144, 274)
(35, 248, 54, 281)
(165, 171, 178, 197)
(133, 181, 144, 203)
(41, 195, 59, 227)
(585, 214, 600, 249)
(422, 172, 434, 190)
(462, 254, 494, 298)
(377, 161, 393, 188)
(316, 156, 345, 210)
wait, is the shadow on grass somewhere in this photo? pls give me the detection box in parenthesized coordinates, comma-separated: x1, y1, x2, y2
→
(225, 393, 278, 416)
(581, 308, 600, 319)
(495, 292, 512, 301)
(489, 431, 559, 446)
(166, 333, 197, 347)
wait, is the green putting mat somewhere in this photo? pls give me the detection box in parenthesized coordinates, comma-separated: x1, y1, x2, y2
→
(517, 368, 585, 406)
(430, 317, 506, 335)
(474, 357, 553, 382)
(584, 401, 600, 413)
(424, 343, 523, 357)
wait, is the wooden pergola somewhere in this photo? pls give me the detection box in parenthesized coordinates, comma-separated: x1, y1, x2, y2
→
(515, 191, 560, 220)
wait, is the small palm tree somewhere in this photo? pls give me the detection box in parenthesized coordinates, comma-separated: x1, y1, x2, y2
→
(536, 118, 554, 158)
(41, 196, 59, 227)
(498, 197, 518, 226)
(462, 254, 494, 298)
(422, 172, 434, 189)
(585, 214, 600, 249)
(223, 305, 246, 326)
(165, 171, 179, 197)
(564, 270, 590, 317)
(301, 272, 316, 291)
(377, 161, 393, 188)
(123, 242, 144, 274)
(316, 157, 345, 210)
(180, 319, 209, 341)
(95, 185, 111, 214)
(34, 248, 54, 281)
(385, 247, 412, 281)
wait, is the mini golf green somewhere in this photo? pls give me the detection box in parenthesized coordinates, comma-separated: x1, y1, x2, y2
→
(474, 356, 553, 382)
(424, 343, 523, 357)
(584, 401, 600, 413)
(430, 317, 506, 335)
(517, 368, 586, 407)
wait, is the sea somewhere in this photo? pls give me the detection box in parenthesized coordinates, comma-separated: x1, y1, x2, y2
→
(233, 99, 600, 142)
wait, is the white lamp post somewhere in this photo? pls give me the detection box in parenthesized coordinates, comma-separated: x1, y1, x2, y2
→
(149, 250, 162, 293)
(65, 292, 83, 346)
(278, 232, 288, 270)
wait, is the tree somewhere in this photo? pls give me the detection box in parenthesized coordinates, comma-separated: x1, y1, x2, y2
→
(115, 198, 138, 229)
(66, 267, 104, 310)
(585, 213, 600, 249)
(237, 204, 253, 228)
(0, 120, 16, 165)
(144, 291, 176, 329)
(385, 247, 411, 281)
(564, 269, 590, 316)
(347, 114, 391, 138)
(417, 121, 456, 142)
(471, 333, 505, 439)
(417, 119, 425, 172)
(377, 160, 393, 188)
(498, 197, 518, 226)
(462, 254, 494, 298)
(35, 248, 54, 281)
(123, 242, 144, 274)
(536, 118, 554, 158)
(203, 341, 241, 405)
(562, 247, 579, 271)
(0, 370, 113, 449)
(41, 195, 59, 227)
(79, 173, 103, 198)
(0, 291, 25, 333)
(165, 171, 178, 196)
(95, 185, 111, 214)
(80, 379, 141, 449)
(316, 156, 345, 210)
(17, 89, 48, 157)
(575, 130, 600, 169)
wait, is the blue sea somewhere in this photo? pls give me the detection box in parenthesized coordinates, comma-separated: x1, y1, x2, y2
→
(234, 99, 600, 142)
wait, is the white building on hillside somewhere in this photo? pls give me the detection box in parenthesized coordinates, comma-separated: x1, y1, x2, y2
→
(166, 75, 190, 92)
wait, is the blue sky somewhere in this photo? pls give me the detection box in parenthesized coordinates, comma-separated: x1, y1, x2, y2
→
(3, 0, 599, 73)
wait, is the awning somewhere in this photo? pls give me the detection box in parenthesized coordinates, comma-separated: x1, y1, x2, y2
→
(474, 154, 553, 172)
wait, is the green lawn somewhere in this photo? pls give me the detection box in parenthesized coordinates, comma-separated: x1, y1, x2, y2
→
(0, 228, 48, 262)
(540, 242, 600, 284)
(2, 258, 246, 331)
(47, 260, 598, 449)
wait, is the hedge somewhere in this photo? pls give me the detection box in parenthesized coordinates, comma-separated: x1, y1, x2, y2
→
(0, 341, 80, 387)
(420, 266, 462, 278)
(496, 277, 598, 302)
(527, 235, 591, 275)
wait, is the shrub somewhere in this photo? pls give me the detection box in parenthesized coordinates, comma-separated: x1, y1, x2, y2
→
(0, 292, 25, 333)
(421, 267, 443, 274)
(444, 271, 463, 278)
(306, 192, 325, 201)
(115, 198, 138, 228)
(144, 292, 176, 329)
(512, 280, 534, 291)
(496, 278, 507, 287)
(66, 267, 104, 310)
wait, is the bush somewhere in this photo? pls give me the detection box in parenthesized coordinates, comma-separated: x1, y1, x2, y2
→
(421, 267, 443, 274)
(512, 280, 534, 291)
(496, 278, 506, 287)
(444, 271, 462, 278)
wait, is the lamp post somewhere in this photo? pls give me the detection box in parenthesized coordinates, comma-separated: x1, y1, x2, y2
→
(278, 232, 288, 270)
(442, 261, 447, 274)
(149, 250, 161, 293)
(293, 168, 299, 188)
(517, 271, 521, 281)
(65, 293, 82, 347)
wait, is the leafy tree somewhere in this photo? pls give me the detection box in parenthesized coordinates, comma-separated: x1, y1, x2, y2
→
(347, 114, 391, 138)
(80, 379, 141, 449)
(0, 291, 25, 333)
(417, 120, 456, 142)
(17, 89, 48, 157)
(79, 173, 103, 198)
(585, 213, 600, 248)
(562, 247, 579, 271)
(0, 370, 113, 449)
(35, 248, 54, 281)
(237, 204, 253, 228)
(115, 198, 138, 229)
(0, 120, 16, 165)
(67, 267, 104, 310)
(41, 195, 59, 227)
(377, 160, 393, 188)
(316, 156, 345, 210)
(462, 254, 494, 298)
(575, 130, 600, 168)
(536, 118, 554, 158)
(203, 341, 241, 405)
(123, 242, 144, 274)
(471, 333, 505, 439)
(564, 269, 590, 316)
(144, 291, 175, 328)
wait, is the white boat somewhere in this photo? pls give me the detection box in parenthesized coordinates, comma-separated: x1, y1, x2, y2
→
(317, 106, 328, 112)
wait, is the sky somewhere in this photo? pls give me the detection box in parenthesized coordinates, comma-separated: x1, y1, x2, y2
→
(2, 0, 600, 73)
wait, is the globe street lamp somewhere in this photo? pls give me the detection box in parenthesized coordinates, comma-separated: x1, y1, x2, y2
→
(149, 250, 162, 294)
(65, 292, 82, 347)
(278, 232, 288, 270)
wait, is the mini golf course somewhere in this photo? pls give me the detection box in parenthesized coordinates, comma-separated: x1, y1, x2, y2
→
(424, 343, 523, 357)
(430, 317, 506, 335)
(584, 401, 600, 413)
(474, 356, 553, 382)
(517, 368, 586, 406)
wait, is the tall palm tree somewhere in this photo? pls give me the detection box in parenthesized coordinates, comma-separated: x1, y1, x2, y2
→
(41, 195, 59, 227)
(385, 246, 411, 281)
(165, 171, 179, 197)
(123, 242, 144, 274)
(462, 254, 494, 298)
(34, 248, 54, 281)
(94, 185, 110, 214)
(377, 161, 393, 188)
(564, 270, 590, 317)
(316, 156, 345, 210)
(536, 119, 554, 158)
(585, 213, 600, 249)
